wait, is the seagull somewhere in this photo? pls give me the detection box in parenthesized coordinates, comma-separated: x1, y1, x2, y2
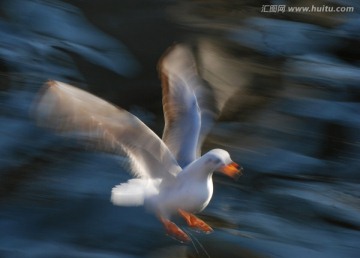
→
(34, 44, 243, 242)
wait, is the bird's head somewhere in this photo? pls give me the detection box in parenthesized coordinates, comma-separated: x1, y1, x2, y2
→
(205, 149, 243, 180)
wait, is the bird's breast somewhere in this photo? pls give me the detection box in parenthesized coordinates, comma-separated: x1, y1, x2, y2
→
(153, 174, 214, 216)
(176, 176, 214, 213)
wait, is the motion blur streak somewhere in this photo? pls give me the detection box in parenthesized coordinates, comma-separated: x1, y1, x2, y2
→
(1, 0, 360, 257)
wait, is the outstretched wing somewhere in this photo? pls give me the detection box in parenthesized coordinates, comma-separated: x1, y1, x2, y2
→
(159, 44, 217, 167)
(33, 80, 181, 181)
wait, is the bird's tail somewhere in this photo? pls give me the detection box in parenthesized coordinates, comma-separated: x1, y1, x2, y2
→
(111, 179, 153, 206)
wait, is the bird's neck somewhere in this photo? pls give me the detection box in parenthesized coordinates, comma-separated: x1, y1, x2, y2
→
(180, 158, 214, 180)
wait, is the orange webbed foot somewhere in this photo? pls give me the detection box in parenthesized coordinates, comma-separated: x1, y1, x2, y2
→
(178, 209, 213, 233)
(160, 217, 190, 242)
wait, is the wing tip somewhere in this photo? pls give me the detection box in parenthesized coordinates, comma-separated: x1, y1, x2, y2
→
(45, 79, 60, 88)
(157, 42, 194, 77)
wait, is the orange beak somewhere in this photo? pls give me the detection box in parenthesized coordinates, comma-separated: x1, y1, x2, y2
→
(219, 162, 243, 180)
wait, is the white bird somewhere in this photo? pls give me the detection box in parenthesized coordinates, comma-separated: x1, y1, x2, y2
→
(33, 44, 242, 242)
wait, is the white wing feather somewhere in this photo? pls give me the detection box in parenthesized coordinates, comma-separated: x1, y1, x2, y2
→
(159, 44, 217, 167)
(33, 80, 181, 180)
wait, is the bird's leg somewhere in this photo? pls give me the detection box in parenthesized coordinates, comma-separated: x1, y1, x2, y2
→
(178, 209, 213, 233)
(159, 216, 190, 242)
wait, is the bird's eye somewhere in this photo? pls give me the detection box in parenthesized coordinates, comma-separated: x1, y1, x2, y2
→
(206, 158, 221, 165)
(213, 158, 221, 164)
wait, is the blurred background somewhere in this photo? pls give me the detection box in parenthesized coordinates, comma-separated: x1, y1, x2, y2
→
(1, 0, 360, 257)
